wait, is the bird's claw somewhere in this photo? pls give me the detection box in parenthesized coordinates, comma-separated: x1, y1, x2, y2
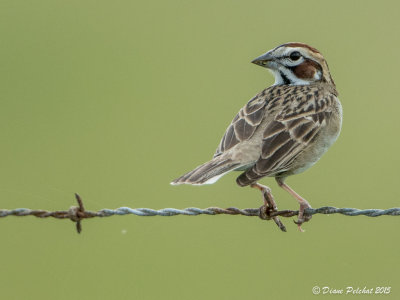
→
(259, 204, 287, 232)
(294, 203, 312, 232)
(259, 204, 272, 220)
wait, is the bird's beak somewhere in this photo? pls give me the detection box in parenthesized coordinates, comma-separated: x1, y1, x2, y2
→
(251, 51, 274, 68)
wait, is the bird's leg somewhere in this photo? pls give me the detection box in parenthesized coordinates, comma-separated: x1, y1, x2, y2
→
(275, 178, 312, 232)
(250, 183, 286, 232)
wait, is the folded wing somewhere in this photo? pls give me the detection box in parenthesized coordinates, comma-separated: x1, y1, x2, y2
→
(237, 86, 336, 186)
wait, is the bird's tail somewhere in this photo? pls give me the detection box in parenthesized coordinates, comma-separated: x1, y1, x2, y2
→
(171, 156, 241, 185)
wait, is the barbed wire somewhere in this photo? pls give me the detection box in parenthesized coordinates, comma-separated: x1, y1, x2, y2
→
(0, 194, 399, 233)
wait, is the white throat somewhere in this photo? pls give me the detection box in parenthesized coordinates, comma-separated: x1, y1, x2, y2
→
(270, 68, 310, 86)
(269, 66, 322, 86)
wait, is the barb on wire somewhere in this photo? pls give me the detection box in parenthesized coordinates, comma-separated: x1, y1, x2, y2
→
(0, 194, 399, 233)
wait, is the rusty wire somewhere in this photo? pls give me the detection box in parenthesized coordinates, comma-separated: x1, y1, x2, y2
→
(0, 194, 399, 233)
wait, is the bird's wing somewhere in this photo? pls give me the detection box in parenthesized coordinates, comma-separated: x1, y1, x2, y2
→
(241, 85, 337, 181)
(214, 89, 268, 157)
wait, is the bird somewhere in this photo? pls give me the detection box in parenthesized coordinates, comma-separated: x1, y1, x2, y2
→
(171, 42, 342, 231)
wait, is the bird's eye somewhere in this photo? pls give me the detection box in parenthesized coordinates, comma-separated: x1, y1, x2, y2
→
(289, 51, 301, 61)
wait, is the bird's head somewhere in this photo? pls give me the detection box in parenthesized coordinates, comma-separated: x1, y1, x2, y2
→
(252, 42, 335, 87)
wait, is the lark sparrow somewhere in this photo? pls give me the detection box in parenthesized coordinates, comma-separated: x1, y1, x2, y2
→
(171, 43, 342, 231)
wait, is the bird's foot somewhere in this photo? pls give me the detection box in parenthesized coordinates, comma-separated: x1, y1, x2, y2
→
(294, 202, 312, 232)
(259, 204, 287, 232)
(252, 183, 286, 232)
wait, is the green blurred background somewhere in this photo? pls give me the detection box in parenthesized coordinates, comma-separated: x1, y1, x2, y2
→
(1, 0, 399, 299)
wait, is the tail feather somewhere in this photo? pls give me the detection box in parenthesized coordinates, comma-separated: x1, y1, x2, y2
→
(171, 157, 241, 185)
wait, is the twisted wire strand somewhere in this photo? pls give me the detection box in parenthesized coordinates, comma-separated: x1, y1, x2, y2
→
(1, 206, 400, 218)
(0, 194, 399, 233)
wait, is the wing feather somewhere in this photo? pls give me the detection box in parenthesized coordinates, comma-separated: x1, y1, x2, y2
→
(214, 90, 268, 157)
(237, 85, 336, 184)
